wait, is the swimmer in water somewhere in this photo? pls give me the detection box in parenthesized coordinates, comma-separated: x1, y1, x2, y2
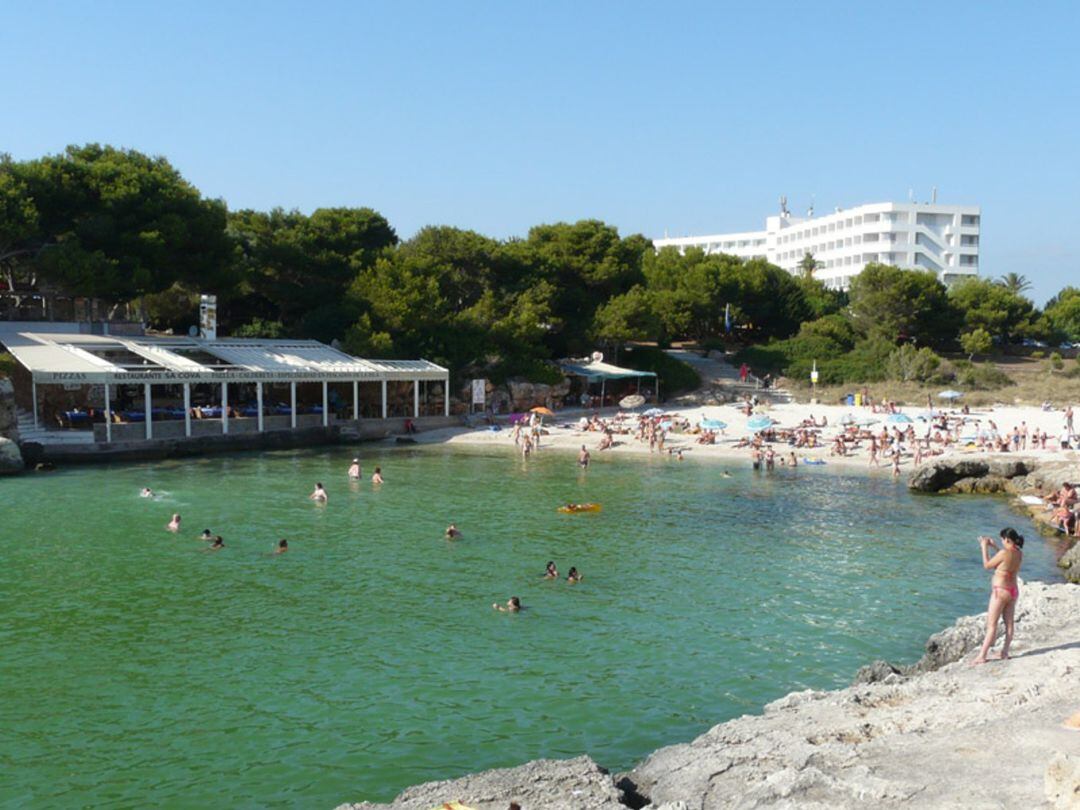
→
(310, 482, 328, 503)
(166, 514, 181, 532)
(578, 444, 590, 468)
(200, 529, 213, 541)
(567, 567, 582, 583)
(140, 487, 154, 498)
(445, 523, 461, 539)
(347, 458, 361, 479)
(274, 539, 288, 554)
(492, 596, 522, 612)
(209, 535, 224, 550)
(372, 467, 384, 484)
(721, 470, 732, 478)
(544, 561, 558, 579)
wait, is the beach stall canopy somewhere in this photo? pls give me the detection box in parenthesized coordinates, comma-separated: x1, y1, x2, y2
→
(559, 358, 658, 405)
(1, 329, 449, 443)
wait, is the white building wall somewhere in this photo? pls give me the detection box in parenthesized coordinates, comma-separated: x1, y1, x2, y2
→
(654, 202, 980, 290)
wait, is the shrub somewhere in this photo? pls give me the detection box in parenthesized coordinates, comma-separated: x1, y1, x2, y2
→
(885, 344, 942, 383)
(1048, 351, 1064, 372)
(0, 351, 15, 379)
(232, 318, 287, 338)
(957, 362, 1012, 389)
(1030, 350, 1045, 359)
(620, 346, 701, 394)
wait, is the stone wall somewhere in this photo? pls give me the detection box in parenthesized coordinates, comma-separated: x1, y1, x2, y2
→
(0, 378, 17, 440)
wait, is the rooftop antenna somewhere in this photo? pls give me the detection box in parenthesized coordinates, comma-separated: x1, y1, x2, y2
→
(931, 186, 938, 204)
(908, 188, 914, 202)
(779, 195, 789, 217)
(807, 195, 815, 218)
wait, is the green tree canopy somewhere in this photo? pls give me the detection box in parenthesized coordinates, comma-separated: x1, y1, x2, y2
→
(1043, 286, 1080, 342)
(227, 205, 396, 340)
(12, 144, 232, 303)
(948, 277, 1034, 344)
(847, 263, 958, 347)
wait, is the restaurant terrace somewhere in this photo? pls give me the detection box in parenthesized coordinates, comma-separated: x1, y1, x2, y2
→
(2, 331, 449, 444)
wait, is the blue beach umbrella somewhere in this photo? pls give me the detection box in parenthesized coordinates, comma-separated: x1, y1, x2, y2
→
(747, 414, 774, 432)
(643, 408, 664, 417)
(886, 413, 913, 425)
(700, 419, 727, 430)
(938, 390, 964, 400)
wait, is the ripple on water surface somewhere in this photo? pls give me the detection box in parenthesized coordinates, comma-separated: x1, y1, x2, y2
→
(0, 446, 1061, 807)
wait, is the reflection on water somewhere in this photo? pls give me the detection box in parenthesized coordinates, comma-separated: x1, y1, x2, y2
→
(0, 446, 1060, 807)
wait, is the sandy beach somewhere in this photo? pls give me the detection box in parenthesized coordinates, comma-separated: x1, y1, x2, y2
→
(409, 399, 1080, 476)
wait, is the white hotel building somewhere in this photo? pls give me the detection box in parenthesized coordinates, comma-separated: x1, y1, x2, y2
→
(653, 201, 981, 290)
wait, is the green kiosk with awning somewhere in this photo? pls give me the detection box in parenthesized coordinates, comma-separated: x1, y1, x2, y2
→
(559, 358, 658, 407)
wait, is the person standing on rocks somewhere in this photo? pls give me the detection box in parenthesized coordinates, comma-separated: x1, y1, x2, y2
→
(972, 528, 1024, 665)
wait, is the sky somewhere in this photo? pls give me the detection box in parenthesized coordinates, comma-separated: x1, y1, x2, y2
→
(2, 1, 1078, 305)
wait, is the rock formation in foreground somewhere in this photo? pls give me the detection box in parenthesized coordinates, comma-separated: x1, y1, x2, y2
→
(337, 580, 1080, 809)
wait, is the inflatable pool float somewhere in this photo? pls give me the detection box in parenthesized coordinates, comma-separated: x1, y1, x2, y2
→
(557, 503, 602, 513)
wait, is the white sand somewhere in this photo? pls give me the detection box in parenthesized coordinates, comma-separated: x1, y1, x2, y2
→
(409, 399, 1079, 475)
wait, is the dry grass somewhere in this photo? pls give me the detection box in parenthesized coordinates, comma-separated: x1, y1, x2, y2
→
(783, 355, 1080, 407)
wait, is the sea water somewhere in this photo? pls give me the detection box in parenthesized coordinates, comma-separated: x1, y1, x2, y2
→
(0, 446, 1060, 807)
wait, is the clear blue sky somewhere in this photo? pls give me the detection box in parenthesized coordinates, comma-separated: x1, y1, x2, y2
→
(2, 1, 1078, 305)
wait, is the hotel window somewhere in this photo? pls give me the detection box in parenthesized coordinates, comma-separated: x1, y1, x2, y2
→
(961, 215, 980, 226)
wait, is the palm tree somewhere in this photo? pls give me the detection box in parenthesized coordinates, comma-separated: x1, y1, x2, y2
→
(997, 272, 1031, 295)
(798, 252, 819, 280)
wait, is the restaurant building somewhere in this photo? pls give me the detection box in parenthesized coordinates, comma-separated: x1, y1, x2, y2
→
(1, 329, 449, 446)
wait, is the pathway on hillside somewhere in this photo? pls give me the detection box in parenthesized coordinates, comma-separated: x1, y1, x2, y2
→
(665, 347, 792, 405)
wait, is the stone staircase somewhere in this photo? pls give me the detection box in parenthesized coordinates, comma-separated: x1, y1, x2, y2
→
(15, 408, 96, 445)
(664, 348, 793, 406)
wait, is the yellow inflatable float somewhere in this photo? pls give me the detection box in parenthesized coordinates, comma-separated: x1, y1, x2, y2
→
(557, 503, 601, 513)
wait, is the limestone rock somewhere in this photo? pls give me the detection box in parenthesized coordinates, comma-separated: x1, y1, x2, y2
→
(0, 378, 17, 440)
(1045, 753, 1080, 809)
(335, 755, 624, 810)
(852, 660, 904, 685)
(1059, 542, 1080, 584)
(945, 475, 1009, 494)
(0, 435, 24, 475)
(908, 460, 989, 492)
(986, 458, 1030, 479)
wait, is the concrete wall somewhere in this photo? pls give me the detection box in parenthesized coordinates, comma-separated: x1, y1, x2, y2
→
(23, 413, 466, 466)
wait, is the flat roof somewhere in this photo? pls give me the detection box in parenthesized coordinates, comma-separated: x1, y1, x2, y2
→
(0, 331, 448, 385)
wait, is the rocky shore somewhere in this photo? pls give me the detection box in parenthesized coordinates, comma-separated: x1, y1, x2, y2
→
(908, 454, 1080, 584)
(336, 581, 1080, 810)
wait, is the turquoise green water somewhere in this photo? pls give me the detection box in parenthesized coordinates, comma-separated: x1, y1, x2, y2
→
(0, 446, 1060, 808)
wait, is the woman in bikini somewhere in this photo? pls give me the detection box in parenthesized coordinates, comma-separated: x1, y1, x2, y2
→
(972, 527, 1024, 665)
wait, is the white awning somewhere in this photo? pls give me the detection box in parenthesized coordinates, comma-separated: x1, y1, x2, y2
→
(0, 331, 448, 385)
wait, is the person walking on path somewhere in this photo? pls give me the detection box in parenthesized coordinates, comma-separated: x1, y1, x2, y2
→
(739, 363, 749, 384)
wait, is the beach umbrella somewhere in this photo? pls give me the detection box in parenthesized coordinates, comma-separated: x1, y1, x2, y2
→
(619, 394, 646, 409)
(938, 390, 964, 400)
(643, 407, 664, 417)
(529, 406, 556, 417)
(886, 413, 913, 425)
(747, 414, 774, 432)
(700, 419, 727, 430)
(839, 413, 857, 425)
(855, 417, 879, 427)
